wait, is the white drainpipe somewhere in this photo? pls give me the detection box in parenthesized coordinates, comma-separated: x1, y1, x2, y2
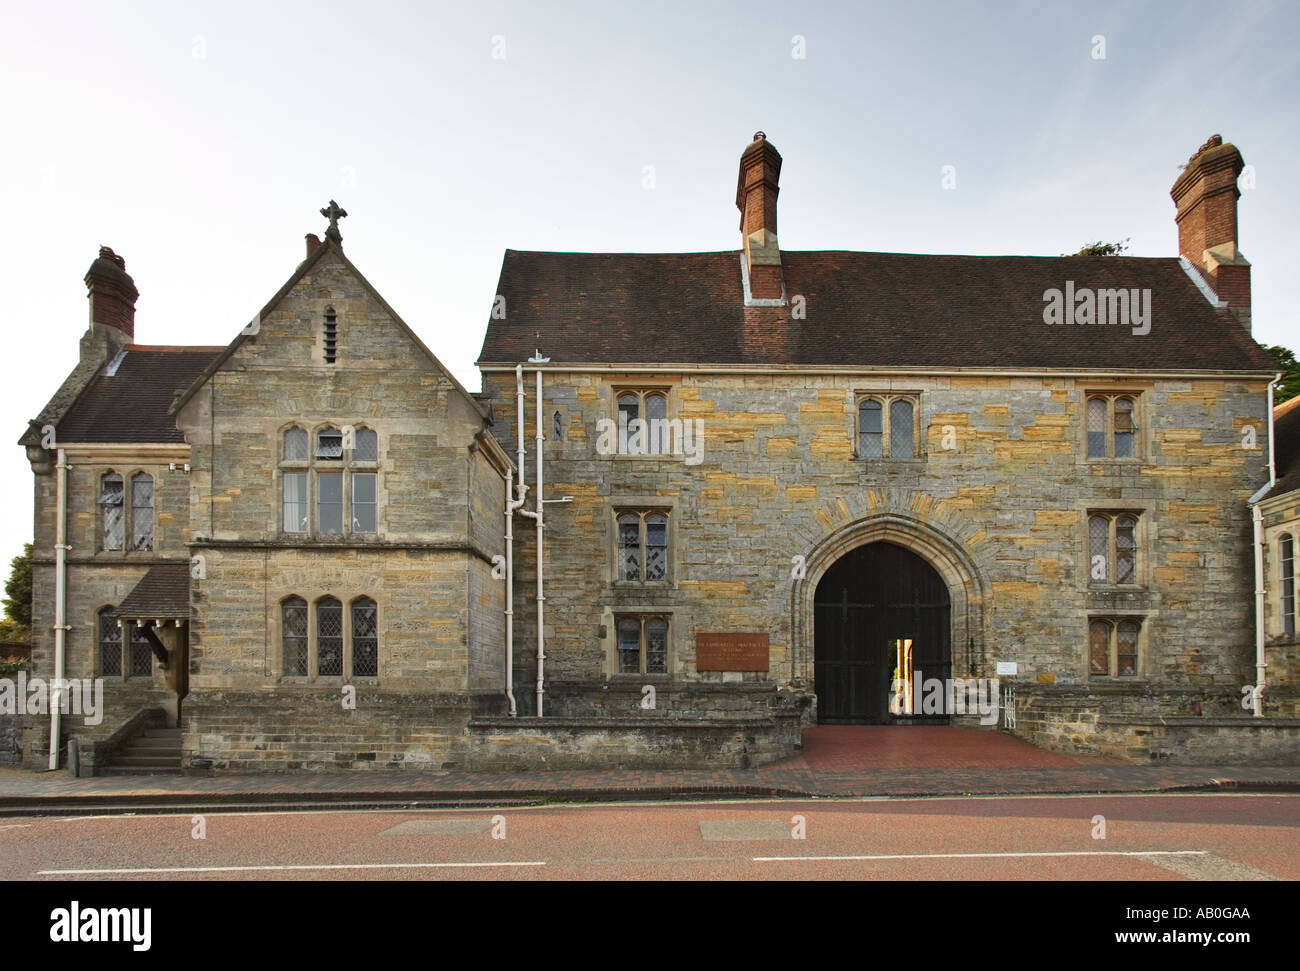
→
(49, 448, 69, 770)
(534, 365, 546, 717)
(1247, 372, 1282, 718)
(502, 364, 531, 717)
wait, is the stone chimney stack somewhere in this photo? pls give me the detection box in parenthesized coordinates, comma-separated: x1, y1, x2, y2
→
(1171, 135, 1251, 331)
(736, 132, 784, 302)
(84, 246, 138, 343)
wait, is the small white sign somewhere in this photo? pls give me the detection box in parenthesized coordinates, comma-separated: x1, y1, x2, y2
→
(995, 661, 1018, 676)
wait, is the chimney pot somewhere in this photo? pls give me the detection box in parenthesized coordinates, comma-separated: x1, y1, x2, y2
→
(736, 133, 784, 302)
(84, 246, 138, 342)
(1171, 135, 1250, 330)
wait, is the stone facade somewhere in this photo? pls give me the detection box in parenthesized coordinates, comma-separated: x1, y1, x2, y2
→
(19, 134, 1298, 771)
(483, 371, 1275, 726)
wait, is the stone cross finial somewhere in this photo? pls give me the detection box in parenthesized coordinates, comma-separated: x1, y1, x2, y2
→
(320, 200, 348, 243)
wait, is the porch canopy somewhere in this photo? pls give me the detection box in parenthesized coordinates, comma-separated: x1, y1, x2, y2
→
(112, 563, 190, 663)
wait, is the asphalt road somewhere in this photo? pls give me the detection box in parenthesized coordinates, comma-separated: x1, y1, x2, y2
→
(3, 792, 1295, 881)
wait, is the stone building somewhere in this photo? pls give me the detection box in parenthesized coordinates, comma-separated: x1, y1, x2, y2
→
(18, 135, 1297, 772)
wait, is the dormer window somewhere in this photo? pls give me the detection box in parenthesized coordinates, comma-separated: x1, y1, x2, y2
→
(323, 307, 337, 364)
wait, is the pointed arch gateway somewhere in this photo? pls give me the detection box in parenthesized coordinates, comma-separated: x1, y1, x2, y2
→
(792, 514, 988, 725)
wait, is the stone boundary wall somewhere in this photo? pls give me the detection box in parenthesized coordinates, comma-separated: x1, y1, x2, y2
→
(468, 712, 803, 770)
(183, 690, 474, 773)
(1013, 683, 1300, 763)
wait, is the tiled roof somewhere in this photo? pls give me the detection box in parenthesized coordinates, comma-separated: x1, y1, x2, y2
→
(56, 345, 222, 443)
(477, 250, 1275, 371)
(1272, 396, 1300, 499)
(113, 563, 190, 619)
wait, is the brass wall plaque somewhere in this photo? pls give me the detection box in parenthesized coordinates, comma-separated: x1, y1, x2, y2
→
(696, 632, 770, 672)
(1036, 672, 1055, 684)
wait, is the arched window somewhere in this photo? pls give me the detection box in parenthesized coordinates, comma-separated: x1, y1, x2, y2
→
(618, 513, 641, 581)
(644, 394, 667, 454)
(645, 618, 668, 673)
(282, 597, 308, 676)
(645, 514, 667, 581)
(316, 427, 343, 460)
(1115, 516, 1138, 584)
(858, 400, 883, 458)
(353, 427, 378, 462)
(1114, 398, 1135, 457)
(283, 427, 308, 462)
(352, 598, 378, 677)
(890, 399, 914, 459)
(1089, 620, 1110, 675)
(100, 473, 124, 551)
(857, 394, 919, 459)
(131, 473, 154, 551)
(1283, 533, 1296, 636)
(1116, 620, 1139, 676)
(317, 598, 343, 676)
(614, 615, 670, 675)
(1088, 516, 1109, 583)
(1087, 394, 1139, 458)
(128, 622, 152, 677)
(1088, 512, 1141, 585)
(617, 618, 641, 674)
(100, 608, 122, 676)
(1088, 617, 1141, 678)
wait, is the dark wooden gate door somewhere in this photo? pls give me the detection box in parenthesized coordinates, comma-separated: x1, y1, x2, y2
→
(814, 542, 951, 724)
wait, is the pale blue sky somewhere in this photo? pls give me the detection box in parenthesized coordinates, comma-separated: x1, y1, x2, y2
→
(2, 0, 1297, 569)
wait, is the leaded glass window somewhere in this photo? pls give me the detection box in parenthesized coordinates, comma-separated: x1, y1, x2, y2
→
(100, 473, 124, 551)
(100, 609, 121, 677)
(1086, 398, 1107, 458)
(890, 399, 914, 459)
(645, 514, 667, 581)
(352, 598, 378, 677)
(282, 597, 308, 676)
(318, 598, 343, 676)
(1089, 620, 1110, 675)
(353, 428, 377, 462)
(859, 400, 883, 458)
(283, 427, 308, 462)
(617, 618, 640, 674)
(618, 514, 641, 581)
(131, 474, 153, 551)
(129, 625, 152, 676)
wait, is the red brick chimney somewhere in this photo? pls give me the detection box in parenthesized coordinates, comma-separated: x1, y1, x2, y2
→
(1171, 135, 1251, 330)
(305, 233, 321, 258)
(736, 132, 784, 302)
(84, 246, 138, 341)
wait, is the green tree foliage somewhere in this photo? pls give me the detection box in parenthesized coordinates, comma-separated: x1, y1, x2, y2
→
(1266, 345, 1300, 405)
(2, 543, 32, 639)
(1063, 239, 1131, 256)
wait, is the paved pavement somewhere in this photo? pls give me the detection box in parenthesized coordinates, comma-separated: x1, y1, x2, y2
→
(1, 726, 1297, 815)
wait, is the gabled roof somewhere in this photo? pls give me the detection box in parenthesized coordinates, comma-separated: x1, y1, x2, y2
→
(1272, 395, 1300, 498)
(113, 563, 190, 620)
(56, 346, 223, 444)
(477, 250, 1276, 372)
(170, 237, 489, 420)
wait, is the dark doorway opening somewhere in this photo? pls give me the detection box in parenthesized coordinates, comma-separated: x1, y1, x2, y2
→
(814, 541, 951, 724)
